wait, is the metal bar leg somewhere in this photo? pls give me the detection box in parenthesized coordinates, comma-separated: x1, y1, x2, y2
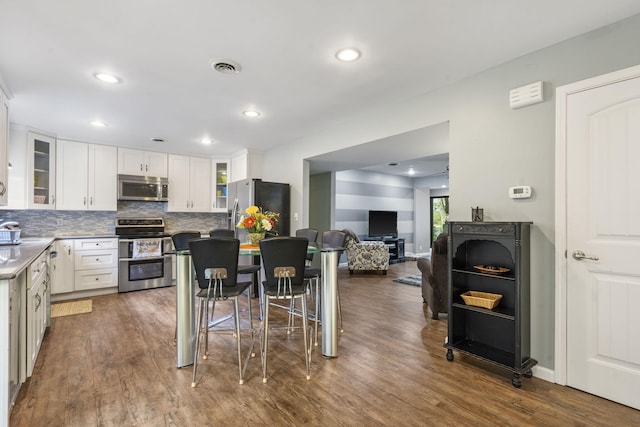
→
(261, 297, 270, 383)
(301, 295, 311, 380)
(234, 297, 244, 384)
(191, 297, 205, 387)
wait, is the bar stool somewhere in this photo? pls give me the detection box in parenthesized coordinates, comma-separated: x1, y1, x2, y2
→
(188, 237, 255, 386)
(259, 237, 312, 382)
(211, 228, 262, 301)
(294, 228, 321, 345)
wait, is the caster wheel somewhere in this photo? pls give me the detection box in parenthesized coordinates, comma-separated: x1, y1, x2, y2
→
(446, 349, 454, 362)
(523, 369, 533, 378)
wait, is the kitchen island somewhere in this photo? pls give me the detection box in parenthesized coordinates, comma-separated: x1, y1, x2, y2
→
(0, 238, 54, 427)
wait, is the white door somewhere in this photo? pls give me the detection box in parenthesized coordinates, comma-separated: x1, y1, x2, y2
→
(564, 69, 640, 409)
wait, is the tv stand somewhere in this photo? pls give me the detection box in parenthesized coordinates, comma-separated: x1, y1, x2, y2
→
(366, 237, 405, 264)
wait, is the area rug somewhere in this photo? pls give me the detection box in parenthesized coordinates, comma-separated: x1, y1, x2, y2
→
(51, 299, 92, 318)
(392, 275, 422, 287)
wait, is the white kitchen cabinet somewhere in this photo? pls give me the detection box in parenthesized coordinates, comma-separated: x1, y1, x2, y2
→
(0, 88, 9, 206)
(51, 239, 74, 295)
(118, 148, 168, 178)
(28, 132, 56, 209)
(72, 238, 118, 291)
(167, 154, 211, 212)
(51, 238, 118, 300)
(26, 250, 48, 377)
(56, 140, 117, 211)
(230, 149, 262, 183)
(212, 159, 229, 212)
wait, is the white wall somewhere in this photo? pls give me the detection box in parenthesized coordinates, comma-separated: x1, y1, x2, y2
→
(261, 14, 640, 371)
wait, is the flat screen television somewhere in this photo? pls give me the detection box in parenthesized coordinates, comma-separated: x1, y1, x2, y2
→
(368, 210, 398, 238)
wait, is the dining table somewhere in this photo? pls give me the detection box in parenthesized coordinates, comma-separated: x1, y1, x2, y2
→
(174, 241, 344, 368)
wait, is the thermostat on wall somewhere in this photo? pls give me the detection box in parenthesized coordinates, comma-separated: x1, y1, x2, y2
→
(509, 185, 532, 199)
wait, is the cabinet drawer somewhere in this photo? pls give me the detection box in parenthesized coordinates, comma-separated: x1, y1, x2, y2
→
(29, 251, 49, 286)
(74, 268, 118, 291)
(452, 223, 515, 236)
(74, 238, 118, 251)
(74, 249, 118, 270)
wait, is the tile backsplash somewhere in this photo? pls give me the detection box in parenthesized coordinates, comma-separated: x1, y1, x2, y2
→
(0, 201, 228, 237)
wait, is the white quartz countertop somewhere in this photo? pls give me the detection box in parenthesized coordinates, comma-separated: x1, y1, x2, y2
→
(0, 237, 55, 280)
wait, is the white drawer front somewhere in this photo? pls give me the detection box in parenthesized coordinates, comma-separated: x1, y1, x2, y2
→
(74, 268, 118, 290)
(29, 252, 48, 285)
(74, 238, 118, 251)
(74, 249, 118, 270)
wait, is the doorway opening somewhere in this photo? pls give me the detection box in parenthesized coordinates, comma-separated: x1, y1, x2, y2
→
(430, 196, 449, 243)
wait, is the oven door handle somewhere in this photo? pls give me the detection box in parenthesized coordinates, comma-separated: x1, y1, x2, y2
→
(119, 254, 172, 262)
(119, 238, 171, 243)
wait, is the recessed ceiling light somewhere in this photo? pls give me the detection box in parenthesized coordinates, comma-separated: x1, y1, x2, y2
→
(408, 168, 415, 175)
(441, 185, 448, 188)
(201, 138, 213, 145)
(335, 48, 361, 62)
(90, 120, 107, 127)
(243, 111, 260, 118)
(93, 73, 121, 84)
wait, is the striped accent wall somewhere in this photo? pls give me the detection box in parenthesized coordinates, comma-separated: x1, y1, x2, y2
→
(335, 170, 414, 253)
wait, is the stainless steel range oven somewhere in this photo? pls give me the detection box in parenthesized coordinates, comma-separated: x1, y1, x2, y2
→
(116, 217, 172, 292)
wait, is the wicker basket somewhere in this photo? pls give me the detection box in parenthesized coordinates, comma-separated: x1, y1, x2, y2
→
(461, 291, 502, 310)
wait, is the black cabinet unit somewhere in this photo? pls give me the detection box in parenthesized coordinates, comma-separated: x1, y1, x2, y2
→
(445, 221, 536, 387)
(365, 237, 405, 263)
(387, 238, 405, 264)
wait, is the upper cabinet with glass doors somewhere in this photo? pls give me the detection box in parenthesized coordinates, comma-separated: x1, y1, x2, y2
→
(29, 131, 56, 209)
(212, 159, 229, 212)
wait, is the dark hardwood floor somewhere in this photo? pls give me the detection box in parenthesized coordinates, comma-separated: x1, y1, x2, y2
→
(10, 261, 640, 426)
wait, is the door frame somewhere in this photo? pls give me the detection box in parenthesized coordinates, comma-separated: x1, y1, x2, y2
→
(554, 63, 640, 385)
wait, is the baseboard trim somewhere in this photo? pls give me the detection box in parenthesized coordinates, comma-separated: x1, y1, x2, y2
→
(532, 365, 555, 383)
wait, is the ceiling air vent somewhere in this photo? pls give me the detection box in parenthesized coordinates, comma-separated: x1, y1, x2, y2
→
(210, 59, 242, 74)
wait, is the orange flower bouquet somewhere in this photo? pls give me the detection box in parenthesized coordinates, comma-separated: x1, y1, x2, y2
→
(236, 205, 279, 244)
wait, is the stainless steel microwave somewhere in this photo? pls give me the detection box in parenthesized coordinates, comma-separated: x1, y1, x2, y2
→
(118, 174, 169, 201)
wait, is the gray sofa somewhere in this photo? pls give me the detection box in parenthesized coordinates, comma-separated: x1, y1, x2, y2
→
(416, 233, 448, 320)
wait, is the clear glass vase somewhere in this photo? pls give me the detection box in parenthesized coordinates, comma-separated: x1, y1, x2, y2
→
(248, 232, 265, 246)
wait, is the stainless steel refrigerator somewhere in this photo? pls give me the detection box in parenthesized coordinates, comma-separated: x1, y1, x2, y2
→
(228, 178, 291, 242)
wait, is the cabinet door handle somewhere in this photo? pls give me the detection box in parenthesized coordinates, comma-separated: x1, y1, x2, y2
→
(0, 181, 6, 196)
(572, 250, 599, 261)
(84, 196, 87, 205)
(145, 164, 149, 172)
(140, 163, 143, 172)
(90, 196, 93, 205)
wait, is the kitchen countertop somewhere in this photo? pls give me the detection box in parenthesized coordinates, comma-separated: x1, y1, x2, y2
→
(0, 238, 55, 280)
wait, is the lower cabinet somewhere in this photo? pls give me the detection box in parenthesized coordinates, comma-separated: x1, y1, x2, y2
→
(51, 237, 118, 299)
(26, 250, 49, 377)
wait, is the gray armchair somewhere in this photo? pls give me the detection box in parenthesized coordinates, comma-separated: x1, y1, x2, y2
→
(417, 233, 448, 320)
